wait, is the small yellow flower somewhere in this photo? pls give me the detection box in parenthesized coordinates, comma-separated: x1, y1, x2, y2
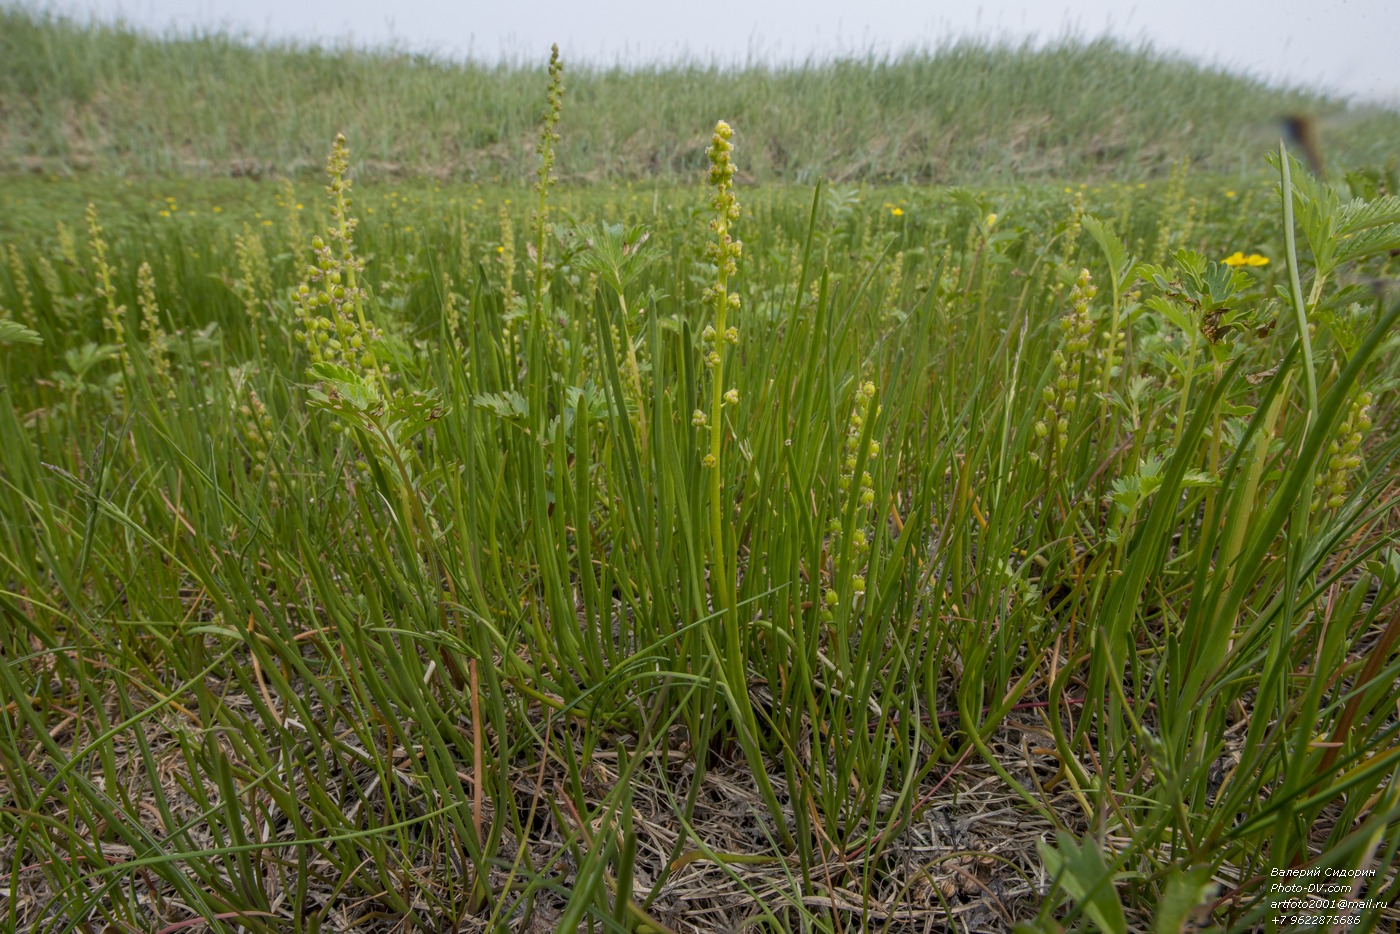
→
(158, 210, 171, 218)
(986, 213, 998, 227)
(212, 205, 223, 213)
(261, 219, 273, 227)
(1224, 251, 1269, 267)
(891, 207, 904, 217)
(1225, 190, 1237, 199)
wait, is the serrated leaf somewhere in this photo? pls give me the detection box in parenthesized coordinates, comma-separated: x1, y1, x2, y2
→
(474, 391, 530, 422)
(307, 362, 379, 412)
(1146, 296, 1194, 334)
(1180, 469, 1218, 487)
(0, 319, 43, 346)
(1133, 262, 1175, 292)
(1083, 215, 1131, 286)
(383, 388, 448, 447)
(1334, 224, 1400, 266)
(1337, 193, 1400, 234)
(308, 361, 362, 385)
(1173, 249, 1208, 278)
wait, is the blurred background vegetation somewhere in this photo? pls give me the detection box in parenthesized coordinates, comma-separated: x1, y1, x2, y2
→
(3, 6, 1399, 184)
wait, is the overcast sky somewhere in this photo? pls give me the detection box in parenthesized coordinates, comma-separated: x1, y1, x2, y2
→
(36, 0, 1400, 104)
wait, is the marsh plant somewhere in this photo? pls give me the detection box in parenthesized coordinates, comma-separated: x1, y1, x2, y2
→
(1, 50, 1399, 934)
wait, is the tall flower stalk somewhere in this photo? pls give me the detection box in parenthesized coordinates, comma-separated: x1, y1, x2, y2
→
(532, 45, 563, 324)
(87, 204, 128, 387)
(701, 120, 743, 617)
(522, 45, 563, 437)
(696, 120, 788, 844)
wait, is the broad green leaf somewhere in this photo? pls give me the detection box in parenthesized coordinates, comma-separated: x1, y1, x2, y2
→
(1038, 832, 1127, 934)
(1155, 865, 1217, 934)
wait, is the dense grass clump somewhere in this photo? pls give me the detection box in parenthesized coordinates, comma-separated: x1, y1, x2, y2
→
(4, 23, 1400, 930)
(2, 112, 1400, 930)
(3, 5, 1400, 183)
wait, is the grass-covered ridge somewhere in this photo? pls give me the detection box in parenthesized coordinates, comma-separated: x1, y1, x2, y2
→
(3, 5, 1399, 183)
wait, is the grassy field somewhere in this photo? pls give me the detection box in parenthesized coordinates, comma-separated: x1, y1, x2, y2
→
(3, 15, 1400, 934)
(4, 7, 1400, 184)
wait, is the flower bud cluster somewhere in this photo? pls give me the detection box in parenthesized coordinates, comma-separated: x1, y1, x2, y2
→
(291, 135, 383, 383)
(57, 221, 81, 271)
(699, 283, 743, 313)
(1179, 196, 1199, 249)
(441, 269, 463, 349)
(323, 134, 356, 235)
(695, 332, 740, 421)
(278, 178, 304, 256)
(36, 255, 72, 321)
(239, 388, 279, 494)
(497, 205, 518, 314)
(235, 227, 272, 324)
(87, 204, 128, 379)
(708, 123, 740, 219)
(881, 251, 905, 322)
(699, 319, 740, 372)
(824, 380, 881, 618)
(533, 45, 564, 225)
(1051, 193, 1087, 299)
(1033, 268, 1096, 461)
(136, 261, 174, 398)
(7, 245, 37, 326)
(705, 124, 743, 277)
(700, 121, 743, 471)
(1151, 162, 1190, 257)
(236, 226, 273, 352)
(292, 232, 377, 376)
(1316, 391, 1372, 511)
